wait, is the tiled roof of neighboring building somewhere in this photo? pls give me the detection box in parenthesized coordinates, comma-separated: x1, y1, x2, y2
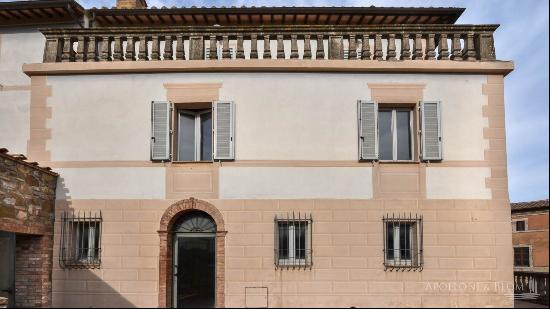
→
(511, 199, 549, 213)
(88, 6, 465, 27)
(0, 148, 58, 176)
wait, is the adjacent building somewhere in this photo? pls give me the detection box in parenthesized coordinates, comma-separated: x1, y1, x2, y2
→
(1, 0, 516, 307)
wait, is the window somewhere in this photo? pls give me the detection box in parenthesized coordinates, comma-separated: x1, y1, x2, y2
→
(275, 214, 312, 269)
(514, 246, 531, 267)
(514, 219, 527, 232)
(383, 214, 423, 270)
(60, 211, 102, 269)
(379, 108, 414, 161)
(177, 109, 212, 161)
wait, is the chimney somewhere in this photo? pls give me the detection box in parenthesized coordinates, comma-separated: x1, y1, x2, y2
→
(116, 0, 147, 9)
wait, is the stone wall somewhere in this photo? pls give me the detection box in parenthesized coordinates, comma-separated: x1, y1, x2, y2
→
(0, 149, 58, 308)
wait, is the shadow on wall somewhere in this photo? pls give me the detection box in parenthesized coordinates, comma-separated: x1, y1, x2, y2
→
(52, 178, 138, 308)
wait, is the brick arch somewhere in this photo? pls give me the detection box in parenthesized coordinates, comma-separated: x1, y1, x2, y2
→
(158, 198, 226, 308)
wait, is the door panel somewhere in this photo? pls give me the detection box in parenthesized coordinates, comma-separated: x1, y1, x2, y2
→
(174, 235, 215, 308)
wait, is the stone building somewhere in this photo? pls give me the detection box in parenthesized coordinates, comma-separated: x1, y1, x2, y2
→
(0, 149, 59, 307)
(1, 0, 516, 308)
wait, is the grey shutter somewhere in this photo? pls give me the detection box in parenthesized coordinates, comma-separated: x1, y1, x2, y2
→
(151, 101, 172, 161)
(421, 101, 442, 161)
(358, 100, 378, 160)
(213, 101, 235, 160)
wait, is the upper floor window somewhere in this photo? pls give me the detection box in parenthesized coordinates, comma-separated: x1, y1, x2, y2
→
(379, 108, 414, 161)
(513, 219, 527, 232)
(177, 109, 212, 161)
(514, 246, 531, 267)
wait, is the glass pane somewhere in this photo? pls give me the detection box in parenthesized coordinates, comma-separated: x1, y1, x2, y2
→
(396, 111, 412, 160)
(516, 221, 525, 231)
(178, 112, 195, 161)
(400, 223, 411, 260)
(278, 223, 289, 260)
(295, 223, 307, 260)
(379, 110, 393, 160)
(200, 112, 212, 161)
(386, 223, 394, 260)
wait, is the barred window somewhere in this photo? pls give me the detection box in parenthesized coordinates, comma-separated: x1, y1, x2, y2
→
(383, 214, 423, 270)
(274, 213, 312, 269)
(60, 211, 102, 269)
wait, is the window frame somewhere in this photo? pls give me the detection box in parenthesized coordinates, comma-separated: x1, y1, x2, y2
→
(383, 214, 423, 270)
(378, 107, 415, 162)
(176, 108, 213, 162)
(274, 214, 313, 269)
(512, 218, 528, 232)
(513, 245, 532, 268)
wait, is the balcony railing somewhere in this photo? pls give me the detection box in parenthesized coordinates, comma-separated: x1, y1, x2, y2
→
(41, 25, 497, 63)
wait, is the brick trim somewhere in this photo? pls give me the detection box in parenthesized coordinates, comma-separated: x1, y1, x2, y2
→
(158, 198, 226, 308)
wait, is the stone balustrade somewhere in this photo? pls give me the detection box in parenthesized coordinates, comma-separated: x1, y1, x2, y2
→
(41, 25, 497, 63)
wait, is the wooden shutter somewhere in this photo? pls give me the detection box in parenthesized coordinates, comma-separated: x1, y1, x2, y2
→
(151, 101, 172, 161)
(213, 101, 235, 160)
(358, 100, 378, 160)
(420, 101, 442, 161)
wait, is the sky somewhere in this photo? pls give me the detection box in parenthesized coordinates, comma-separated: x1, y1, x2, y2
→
(9, 0, 549, 202)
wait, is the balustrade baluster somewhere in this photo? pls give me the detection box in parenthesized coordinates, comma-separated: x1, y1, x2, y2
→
(125, 36, 135, 61)
(263, 34, 271, 59)
(348, 35, 357, 60)
(387, 34, 397, 61)
(222, 35, 230, 59)
(361, 34, 371, 60)
(290, 35, 299, 59)
(75, 36, 85, 62)
(250, 34, 258, 59)
(276, 34, 285, 59)
(424, 33, 436, 60)
(373, 34, 383, 60)
(175, 35, 185, 60)
(61, 36, 71, 62)
(209, 35, 217, 60)
(437, 33, 449, 60)
(303, 35, 312, 59)
(412, 34, 423, 60)
(450, 33, 462, 60)
(400, 34, 411, 60)
(138, 36, 147, 60)
(236, 35, 245, 59)
(462, 33, 476, 61)
(112, 36, 123, 61)
(164, 35, 173, 60)
(151, 35, 160, 60)
(101, 36, 110, 61)
(85, 36, 97, 62)
(316, 34, 324, 60)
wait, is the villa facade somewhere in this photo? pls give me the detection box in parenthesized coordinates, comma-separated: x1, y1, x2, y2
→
(0, 0, 515, 307)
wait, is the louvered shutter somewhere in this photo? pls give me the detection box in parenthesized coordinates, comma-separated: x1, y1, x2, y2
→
(421, 101, 442, 161)
(213, 101, 235, 160)
(358, 100, 378, 160)
(151, 101, 172, 161)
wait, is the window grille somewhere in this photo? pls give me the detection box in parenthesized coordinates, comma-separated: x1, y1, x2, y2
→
(274, 213, 312, 269)
(514, 246, 530, 267)
(383, 213, 423, 271)
(59, 211, 102, 269)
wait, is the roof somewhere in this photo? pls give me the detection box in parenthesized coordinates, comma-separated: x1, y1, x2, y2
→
(0, 0, 85, 27)
(89, 6, 465, 27)
(0, 148, 58, 176)
(511, 199, 549, 213)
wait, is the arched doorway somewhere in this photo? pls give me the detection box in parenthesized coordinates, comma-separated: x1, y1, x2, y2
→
(158, 198, 226, 308)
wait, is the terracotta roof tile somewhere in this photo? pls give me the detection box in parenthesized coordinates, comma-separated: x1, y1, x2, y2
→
(511, 199, 549, 212)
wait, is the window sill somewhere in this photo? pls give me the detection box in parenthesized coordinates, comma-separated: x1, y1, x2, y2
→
(378, 160, 420, 164)
(170, 160, 214, 164)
